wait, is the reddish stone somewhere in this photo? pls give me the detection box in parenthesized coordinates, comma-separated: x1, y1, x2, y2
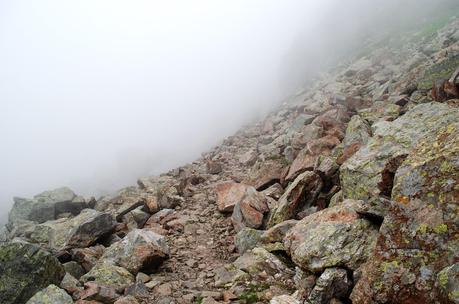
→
(71, 245, 105, 272)
(78, 282, 118, 303)
(215, 182, 248, 213)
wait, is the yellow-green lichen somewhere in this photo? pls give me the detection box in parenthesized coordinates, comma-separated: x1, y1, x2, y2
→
(438, 271, 449, 289)
(434, 224, 448, 234)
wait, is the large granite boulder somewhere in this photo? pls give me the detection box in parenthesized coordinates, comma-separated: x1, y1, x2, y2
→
(30, 209, 115, 250)
(340, 102, 458, 204)
(267, 171, 322, 227)
(284, 200, 378, 273)
(26, 284, 73, 304)
(0, 242, 65, 304)
(350, 122, 459, 304)
(417, 53, 459, 91)
(8, 187, 86, 225)
(101, 229, 169, 274)
(34, 187, 86, 216)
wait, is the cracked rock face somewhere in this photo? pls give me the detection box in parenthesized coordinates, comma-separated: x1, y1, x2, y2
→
(350, 121, 459, 304)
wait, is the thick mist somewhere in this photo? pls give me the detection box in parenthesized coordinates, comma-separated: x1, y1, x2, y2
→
(0, 0, 457, 223)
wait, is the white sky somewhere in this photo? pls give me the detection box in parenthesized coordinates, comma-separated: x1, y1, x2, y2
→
(0, 0, 455, 221)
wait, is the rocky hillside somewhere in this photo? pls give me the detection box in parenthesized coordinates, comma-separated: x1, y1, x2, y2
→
(1, 16, 459, 304)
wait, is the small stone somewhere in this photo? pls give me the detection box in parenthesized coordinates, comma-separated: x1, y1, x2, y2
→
(63, 261, 86, 279)
(155, 283, 172, 297)
(136, 272, 151, 283)
(79, 282, 119, 303)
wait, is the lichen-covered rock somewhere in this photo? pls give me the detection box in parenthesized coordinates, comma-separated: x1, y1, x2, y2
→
(307, 268, 351, 304)
(314, 156, 339, 180)
(31, 209, 115, 250)
(284, 200, 378, 273)
(267, 171, 322, 227)
(80, 262, 134, 293)
(63, 261, 86, 279)
(231, 185, 269, 231)
(26, 284, 73, 304)
(234, 227, 263, 254)
(350, 122, 459, 304)
(417, 53, 459, 91)
(101, 229, 169, 274)
(215, 247, 295, 300)
(0, 242, 65, 304)
(340, 102, 459, 203)
(261, 220, 298, 244)
(333, 114, 371, 165)
(357, 101, 401, 125)
(391, 122, 459, 206)
(341, 115, 372, 147)
(437, 264, 459, 304)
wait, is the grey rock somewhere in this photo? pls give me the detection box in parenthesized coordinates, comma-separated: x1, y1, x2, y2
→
(101, 229, 169, 274)
(26, 284, 73, 304)
(0, 242, 65, 304)
(234, 227, 263, 254)
(341, 102, 459, 202)
(63, 261, 86, 279)
(80, 262, 134, 293)
(307, 268, 351, 304)
(267, 171, 322, 227)
(284, 200, 378, 273)
(31, 209, 115, 250)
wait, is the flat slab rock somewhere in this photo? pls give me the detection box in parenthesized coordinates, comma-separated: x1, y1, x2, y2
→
(30, 208, 115, 250)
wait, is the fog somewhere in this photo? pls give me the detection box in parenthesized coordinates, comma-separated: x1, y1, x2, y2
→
(0, 0, 457, 222)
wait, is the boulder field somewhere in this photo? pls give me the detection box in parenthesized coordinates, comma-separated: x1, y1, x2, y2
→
(1, 17, 459, 304)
